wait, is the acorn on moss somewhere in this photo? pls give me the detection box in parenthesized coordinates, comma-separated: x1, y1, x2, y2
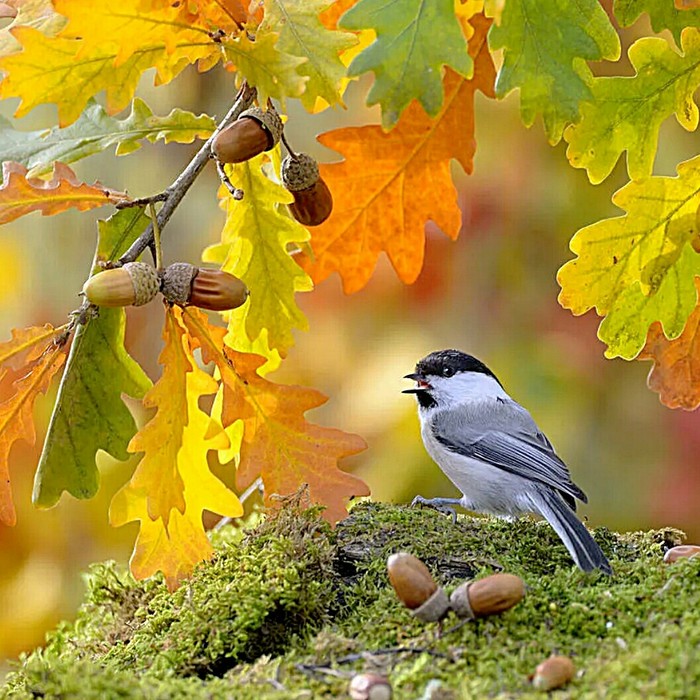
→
(211, 106, 283, 164)
(386, 552, 449, 623)
(82, 262, 159, 307)
(281, 153, 333, 226)
(160, 262, 248, 311)
(449, 573, 525, 620)
(531, 655, 576, 691)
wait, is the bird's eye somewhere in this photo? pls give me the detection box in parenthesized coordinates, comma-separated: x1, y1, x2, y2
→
(442, 366, 455, 377)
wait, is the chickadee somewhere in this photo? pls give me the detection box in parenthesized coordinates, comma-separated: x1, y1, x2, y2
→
(403, 349, 612, 574)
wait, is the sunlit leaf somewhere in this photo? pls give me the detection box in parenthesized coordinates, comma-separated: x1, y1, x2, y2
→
(489, 0, 620, 144)
(0, 161, 125, 224)
(110, 306, 241, 590)
(614, 0, 700, 45)
(33, 208, 152, 508)
(299, 15, 495, 293)
(183, 308, 369, 525)
(203, 152, 312, 357)
(558, 155, 700, 359)
(0, 341, 66, 525)
(0, 99, 216, 177)
(261, 0, 357, 110)
(340, 0, 471, 127)
(565, 29, 700, 184)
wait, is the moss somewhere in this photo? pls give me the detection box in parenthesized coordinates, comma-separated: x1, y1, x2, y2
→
(3, 502, 700, 699)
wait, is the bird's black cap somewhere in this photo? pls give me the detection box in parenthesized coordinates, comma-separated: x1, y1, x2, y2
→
(414, 349, 501, 384)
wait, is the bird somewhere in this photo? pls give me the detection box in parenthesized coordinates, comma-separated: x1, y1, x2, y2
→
(403, 349, 612, 574)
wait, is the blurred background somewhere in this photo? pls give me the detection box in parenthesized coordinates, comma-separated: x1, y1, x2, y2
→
(1, 9, 700, 679)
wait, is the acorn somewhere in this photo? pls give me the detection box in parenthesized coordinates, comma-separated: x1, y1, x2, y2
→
(386, 553, 449, 622)
(531, 655, 575, 691)
(348, 673, 392, 700)
(82, 262, 159, 307)
(211, 106, 282, 164)
(663, 544, 700, 564)
(449, 573, 525, 620)
(281, 153, 333, 226)
(160, 262, 248, 311)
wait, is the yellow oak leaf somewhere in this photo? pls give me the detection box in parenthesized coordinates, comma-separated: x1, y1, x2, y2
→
(110, 306, 242, 590)
(203, 152, 312, 357)
(182, 308, 369, 525)
(0, 0, 228, 128)
(0, 161, 126, 224)
(0, 0, 65, 57)
(558, 156, 700, 359)
(0, 338, 66, 525)
(299, 14, 495, 293)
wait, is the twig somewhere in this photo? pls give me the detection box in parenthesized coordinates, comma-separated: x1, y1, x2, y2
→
(118, 82, 256, 265)
(216, 160, 244, 200)
(280, 130, 298, 160)
(213, 477, 264, 531)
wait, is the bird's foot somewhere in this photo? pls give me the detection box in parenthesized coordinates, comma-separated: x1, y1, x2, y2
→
(410, 496, 462, 524)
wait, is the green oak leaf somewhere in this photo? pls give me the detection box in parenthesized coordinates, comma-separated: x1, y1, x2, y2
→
(222, 30, 307, 106)
(340, 0, 472, 128)
(0, 99, 216, 179)
(614, 0, 700, 46)
(33, 208, 152, 507)
(261, 0, 356, 111)
(565, 29, 700, 184)
(599, 244, 700, 359)
(489, 0, 620, 144)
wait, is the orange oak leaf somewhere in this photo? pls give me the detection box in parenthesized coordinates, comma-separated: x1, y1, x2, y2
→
(0, 323, 64, 370)
(639, 278, 700, 409)
(0, 161, 125, 224)
(299, 13, 495, 293)
(182, 308, 369, 524)
(110, 306, 242, 590)
(0, 338, 67, 525)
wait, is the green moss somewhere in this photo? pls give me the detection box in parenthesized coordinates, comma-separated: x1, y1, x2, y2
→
(3, 502, 700, 699)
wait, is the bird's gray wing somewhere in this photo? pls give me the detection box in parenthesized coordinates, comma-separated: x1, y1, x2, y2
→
(434, 408, 587, 504)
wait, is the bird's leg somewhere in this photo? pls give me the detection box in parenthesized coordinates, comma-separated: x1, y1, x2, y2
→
(410, 495, 463, 524)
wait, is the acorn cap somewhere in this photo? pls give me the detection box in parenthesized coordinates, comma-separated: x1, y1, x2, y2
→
(160, 262, 199, 305)
(238, 106, 283, 151)
(281, 153, 320, 191)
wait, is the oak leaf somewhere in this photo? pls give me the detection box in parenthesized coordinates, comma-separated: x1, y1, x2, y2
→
(614, 0, 700, 45)
(261, 0, 357, 110)
(558, 155, 700, 359)
(0, 323, 63, 369)
(0, 161, 125, 224)
(33, 208, 152, 508)
(222, 30, 307, 106)
(639, 279, 700, 409)
(182, 308, 369, 524)
(0, 0, 65, 57)
(340, 0, 472, 127)
(489, 0, 620, 144)
(203, 152, 312, 357)
(0, 98, 216, 177)
(565, 29, 700, 184)
(299, 14, 495, 294)
(110, 306, 242, 590)
(0, 338, 66, 525)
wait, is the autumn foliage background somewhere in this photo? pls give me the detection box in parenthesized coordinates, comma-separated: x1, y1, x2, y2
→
(1, 0, 700, 673)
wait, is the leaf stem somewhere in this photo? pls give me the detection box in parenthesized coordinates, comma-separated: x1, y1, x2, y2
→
(118, 82, 256, 265)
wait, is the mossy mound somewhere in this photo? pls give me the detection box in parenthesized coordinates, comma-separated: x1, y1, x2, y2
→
(3, 502, 699, 699)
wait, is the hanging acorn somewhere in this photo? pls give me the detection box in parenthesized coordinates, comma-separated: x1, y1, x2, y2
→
(211, 106, 283, 164)
(281, 153, 333, 226)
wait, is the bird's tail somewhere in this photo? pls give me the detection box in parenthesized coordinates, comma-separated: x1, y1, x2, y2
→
(530, 488, 612, 575)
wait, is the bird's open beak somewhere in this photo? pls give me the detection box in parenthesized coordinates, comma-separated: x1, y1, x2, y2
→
(402, 373, 431, 393)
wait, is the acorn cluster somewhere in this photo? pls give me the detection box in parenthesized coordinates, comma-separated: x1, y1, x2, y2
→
(384, 552, 576, 693)
(82, 261, 248, 312)
(211, 105, 333, 226)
